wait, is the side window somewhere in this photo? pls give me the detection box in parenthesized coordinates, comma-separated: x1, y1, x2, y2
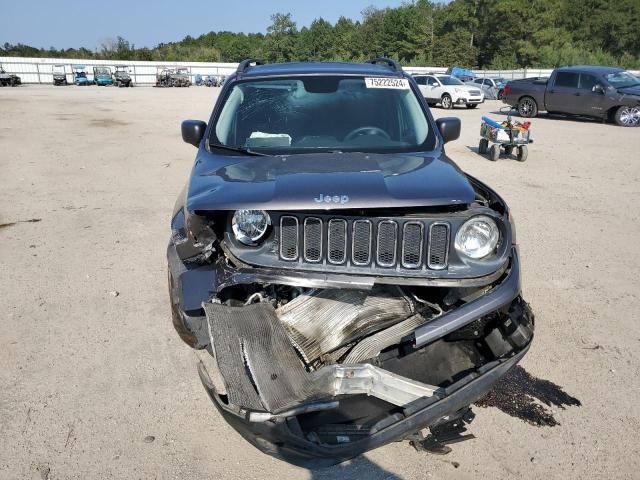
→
(555, 72, 579, 88)
(474, 79, 483, 84)
(483, 79, 492, 86)
(579, 74, 598, 90)
(427, 77, 438, 86)
(415, 76, 425, 85)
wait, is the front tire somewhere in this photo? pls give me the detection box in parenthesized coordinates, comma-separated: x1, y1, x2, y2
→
(489, 144, 500, 161)
(516, 145, 528, 162)
(479, 138, 488, 154)
(518, 96, 538, 118)
(441, 94, 453, 109)
(497, 89, 504, 100)
(613, 106, 639, 127)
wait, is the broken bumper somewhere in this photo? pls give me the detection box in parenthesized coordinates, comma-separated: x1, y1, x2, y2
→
(197, 345, 530, 467)
(168, 242, 533, 465)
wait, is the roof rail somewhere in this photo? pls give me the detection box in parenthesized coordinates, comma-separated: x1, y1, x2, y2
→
(236, 59, 264, 78)
(366, 57, 402, 73)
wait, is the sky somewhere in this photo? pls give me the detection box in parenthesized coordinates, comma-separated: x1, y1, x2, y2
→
(0, 0, 413, 51)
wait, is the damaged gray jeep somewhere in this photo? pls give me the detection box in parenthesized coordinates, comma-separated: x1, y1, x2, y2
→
(167, 58, 534, 467)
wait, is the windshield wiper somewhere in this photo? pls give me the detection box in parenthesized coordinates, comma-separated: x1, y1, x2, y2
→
(208, 143, 267, 156)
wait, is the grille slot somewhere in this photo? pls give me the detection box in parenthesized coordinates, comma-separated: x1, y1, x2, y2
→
(303, 218, 322, 262)
(327, 219, 347, 264)
(351, 220, 372, 265)
(376, 221, 398, 267)
(428, 223, 450, 269)
(279, 216, 299, 260)
(401, 222, 424, 268)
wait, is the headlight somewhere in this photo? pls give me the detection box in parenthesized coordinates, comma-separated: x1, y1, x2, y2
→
(232, 210, 270, 245)
(454, 216, 500, 259)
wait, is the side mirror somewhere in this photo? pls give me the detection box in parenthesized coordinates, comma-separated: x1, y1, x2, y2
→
(435, 117, 461, 144)
(592, 84, 605, 94)
(181, 120, 207, 147)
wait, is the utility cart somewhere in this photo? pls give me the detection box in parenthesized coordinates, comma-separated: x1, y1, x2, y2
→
(478, 108, 531, 162)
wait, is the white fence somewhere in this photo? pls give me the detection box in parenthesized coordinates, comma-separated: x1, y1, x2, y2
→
(0, 56, 239, 85)
(1, 56, 637, 85)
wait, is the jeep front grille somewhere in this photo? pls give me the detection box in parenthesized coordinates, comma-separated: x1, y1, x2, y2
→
(278, 215, 450, 270)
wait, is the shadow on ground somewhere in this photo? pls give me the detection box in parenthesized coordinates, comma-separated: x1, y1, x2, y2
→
(310, 455, 404, 480)
(475, 365, 581, 426)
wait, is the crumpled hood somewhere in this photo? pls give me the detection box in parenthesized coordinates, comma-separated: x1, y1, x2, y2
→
(186, 151, 476, 212)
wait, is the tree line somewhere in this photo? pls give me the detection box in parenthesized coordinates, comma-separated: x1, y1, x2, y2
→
(2, 0, 639, 69)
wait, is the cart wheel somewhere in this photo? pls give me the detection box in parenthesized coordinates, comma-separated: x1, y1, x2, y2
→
(489, 144, 500, 161)
(516, 145, 528, 162)
(504, 145, 513, 155)
(479, 138, 488, 154)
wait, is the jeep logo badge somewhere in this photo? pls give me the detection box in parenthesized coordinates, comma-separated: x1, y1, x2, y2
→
(314, 194, 350, 205)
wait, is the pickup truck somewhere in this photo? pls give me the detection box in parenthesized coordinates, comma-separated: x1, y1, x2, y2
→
(502, 66, 640, 127)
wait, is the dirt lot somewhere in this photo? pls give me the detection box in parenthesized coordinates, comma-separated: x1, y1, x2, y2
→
(1, 85, 639, 480)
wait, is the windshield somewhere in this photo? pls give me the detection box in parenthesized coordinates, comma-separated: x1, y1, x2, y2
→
(95, 68, 110, 75)
(438, 76, 463, 85)
(212, 76, 434, 154)
(605, 71, 640, 88)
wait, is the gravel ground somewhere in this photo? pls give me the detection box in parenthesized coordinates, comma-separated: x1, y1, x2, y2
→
(1, 85, 639, 480)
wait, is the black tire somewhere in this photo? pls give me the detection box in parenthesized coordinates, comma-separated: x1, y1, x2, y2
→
(479, 139, 488, 154)
(489, 144, 500, 161)
(441, 94, 453, 109)
(613, 106, 639, 127)
(466, 104, 478, 109)
(517, 145, 528, 162)
(497, 89, 504, 100)
(517, 96, 538, 118)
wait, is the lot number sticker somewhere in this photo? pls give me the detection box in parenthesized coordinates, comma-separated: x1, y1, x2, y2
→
(365, 77, 410, 89)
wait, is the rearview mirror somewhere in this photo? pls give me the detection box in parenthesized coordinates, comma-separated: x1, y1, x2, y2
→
(592, 84, 605, 94)
(435, 117, 461, 144)
(181, 120, 207, 147)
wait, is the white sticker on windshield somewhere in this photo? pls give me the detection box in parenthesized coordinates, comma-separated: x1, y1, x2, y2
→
(365, 77, 410, 89)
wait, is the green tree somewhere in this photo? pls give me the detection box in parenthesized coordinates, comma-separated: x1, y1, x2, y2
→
(264, 13, 298, 62)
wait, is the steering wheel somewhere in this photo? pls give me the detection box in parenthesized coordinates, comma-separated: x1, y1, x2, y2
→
(344, 126, 391, 142)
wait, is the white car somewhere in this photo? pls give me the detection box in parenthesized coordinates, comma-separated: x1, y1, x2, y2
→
(469, 77, 507, 100)
(413, 74, 484, 109)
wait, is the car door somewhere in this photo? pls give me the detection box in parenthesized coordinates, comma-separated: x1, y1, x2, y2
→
(414, 76, 429, 98)
(426, 76, 442, 101)
(574, 73, 608, 117)
(546, 71, 581, 113)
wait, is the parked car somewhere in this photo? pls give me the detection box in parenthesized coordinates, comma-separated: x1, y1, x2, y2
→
(447, 66, 475, 83)
(470, 77, 507, 100)
(155, 67, 173, 87)
(502, 66, 640, 126)
(114, 66, 132, 87)
(0, 66, 21, 86)
(72, 65, 92, 86)
(171, 67, 191, 87)
(414, 74, 484, 109)
(168, 58, 534, 467)
(52, 64, 68, 86)
(93, 66, 113, 86)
